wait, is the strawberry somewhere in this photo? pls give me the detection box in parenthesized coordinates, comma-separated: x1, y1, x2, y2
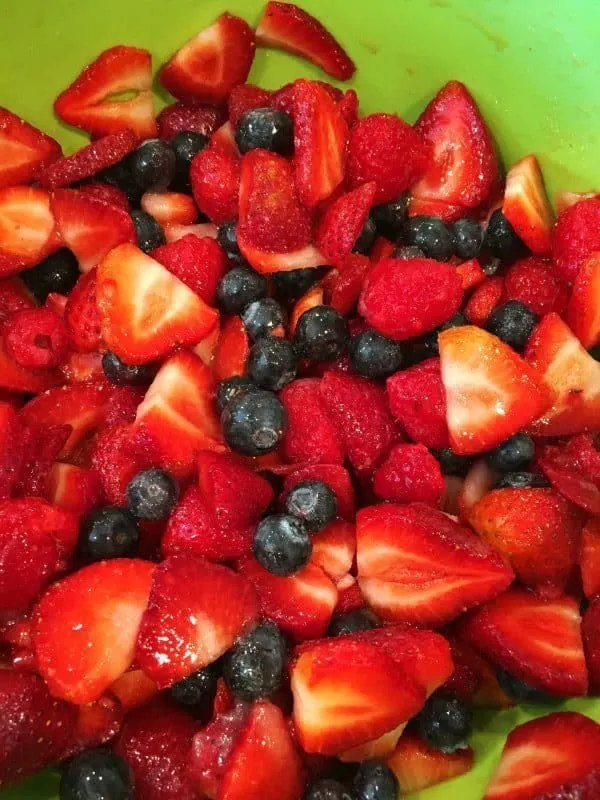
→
(386, 358, 450, 450)
(483, 712, 600, 799)
(0, 669, 76, 789)
(338, 89, 359, 125)
(328, 254, 372, 315)
(62, 268, 101, 351)
(408, 197, 467, 222)
(359, 257, 464, 340)
(164, 221, 218, 243)
(0, 185, 57, 265)
(157, 102, 224, 140)
(280, 378, 345, 465)
(13, 422, 71, 497)
(32, 559, 155, 704)
(91, 422, 156, 505)
(504, 256, 569, 316)
(525, 313, 600, 436)
(152, 233, 228, 304)
(335, 575, 364, 615)
(0, 107, 62, 189)
(455, 257, 485, 291)
(316, 182, 377, 267)
(141, 191, 197, 227)
(464, 276, 505, 325)
(283, 464, 356, 521)
(194, 323, 220, 366)
(346, 114, 429, 203)
(228, 83, 274, 128)
(552, 197, 600, 284)
(412, 81, 498, 208)
(289, 283, 324, 336)
(373, 443, 445, 506)
(568, 251, 600, 349)
(311, 520, 355, 581)
(189, 704, 249, 798)
(272, 79, 343, 118)
(357, 503, 513, 626)
(290, 634, 425, 755)
(537, 437, 600, 515)
(581, 519, 600, 600)
(0, 402, 25, 499)
(97, 242, 218, 364)
(387, 733, 474, 793)
(45, 462, 104, 515)
(3, 307, 68, 369)
(190, 146, 240, 225)
(502, 154, 554, 255)
(109, 669, 158, 712)
(214, 314, 250, 380)
(457, 460, 499, 522)
(459, 587, 588, 697)
(0, 276, 36, 321)
(77, 181, 130, 212)
(582, 599, 600, 693)
(0, 334, 61, 393)
(160, 13, 256, 104)
(60, 350, 104, 384)
(439, 325, 552, 455)
(136, 556, 259, 687)
(294, 78, 347, 208)
(555, 190, 600, 215)
(237, 235, 325, 274)
(256, 2, 356, 80)
(210, 121, 240, 158)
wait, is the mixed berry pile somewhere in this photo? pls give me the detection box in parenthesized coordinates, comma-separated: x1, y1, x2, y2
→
(2, 2, 600, 799)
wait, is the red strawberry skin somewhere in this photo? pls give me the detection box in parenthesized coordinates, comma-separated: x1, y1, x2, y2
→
(387, 358, 450, 450)
(583, 599, 600, 693)
(283, 464, 356, 521)
(387, 732, 474, 794)
(64, 269, 102, 351)
(91, 422, 157, 505)
(0, 510, 57, 611)
(157, 102, 224, 140)
(567, 251, 600, 349)
(581, 518, 600, 600)
(0, 106, 62, 189)
(280, 378, 345, 465)
(316, 182, 377, 267)
(504, 257, 568, 316)
(552, 197, 600, 284)
(12, 422, 71, 498)
(190, 147, 240, 225)
(214, 315, 250, 381)
(228, 83, 274, 128)
(152, 234, 228, 305)
(464, 276, 505, 326)
(0, 402, 26, 499)
(373, 443, 445, 506)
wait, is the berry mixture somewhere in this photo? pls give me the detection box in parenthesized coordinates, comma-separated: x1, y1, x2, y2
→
(1, 3, 600, 799)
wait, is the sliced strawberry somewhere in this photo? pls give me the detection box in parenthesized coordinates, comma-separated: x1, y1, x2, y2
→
(91, 422, 156, 505)
(157, 102, 224, 140)
(228, 83, 274, 128)
(412, 81, 498, 208)
(0, 402, 25, 500)
(456, 257, 485, 291)
(283, 463, 356, 521)
(554, 190, 600, 215)
(164, 221, 219, 243)
(190, 704, 249, 797)
(0, 334, 61, 392)
(483, 712, 600, 799)
(310, 520, 355, 582)
(77, 181, 130, 212)
(60, 350, 104, 384)
(256, 2, 356, 80)
(582, 519, 600, 600)
(141, 191, 197, 227)
(214, 314, 250, 380)
(63, 268, 102, 351)
(372, 443, 445, 506)
(45, 462, 104, 515)
(0, 513, 57, 612)
(136, 556, 259, 687)
(582, 599, 600, 693)
(567, 251, 600, 349)
(408, 196, 467, 222)
(328, 254, 372, 314)
(316, 182, 377, 267)
(387, 733, 474, 794)
(386, 358, 450, 450)
(280, 377, 344, 465)
(152, 234, 228, 305)
(439, 325, 552, 455)
(502, 154, 554, 255)
(160, 13, 256, 104)
(464, 276, 505, 326)
(338, 88, 359, 125)
(0, 107, 62, 189)
(190, 146, 240, 225)
(0, 276, 36, 321)
(0, 186, 57, 265)
(537, 437, 600, 515)
(237, 234, 326, 274)
(457, 460, 499, 521)
(109, 669, 158, 712)
(552, 196, 600, 284)
(288, 283, 324, 336)
(210, 121, 240, 158)
(272, 79, 342, 118)
(459, 587, 588, 697)
(13, 422, 71, 497)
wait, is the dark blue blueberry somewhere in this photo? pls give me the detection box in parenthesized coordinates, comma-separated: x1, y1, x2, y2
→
(404, 215, 454, 261)
(273, 267, 329, 303)
(129, 138, 176, 191)
(253, 513, 311, 576)
(481, 255, 502, 276)
(170, 662, 220, 708)
(303, 779, 354, 800)
(217, 221, 247, 266)
(235, 107, 294, 156)
(247, 336, 297, 391)
(353, 759, 398, 800)
(486, 433, 535, 473)
(284, 479, 337, 532)
(98, 159, 141, 204)
(486, 300, 538, 351)
(415, 692, 473, 753)
(370, 196, 409, 239)
(216, 376, 258, 411)
(589, 344, 600, 362)
(78, 507, 139, 561)
(216, 267, 268, 315)
(126, 468, 179, 521)
(451, 218, 484, 260)
(353, 217, 377, 255)
(328, 608, 379, 636)
(101, 351, 155, 386)
(222, 389, 287, 456)
(496, 668, 563, 705)
(60, 748, 133, 800)
(349, 330, 403, 378)
(241, 298, 287, 341)
(21, 249, 80, 302)
(432, 449, 473, 477)
(495, 471, 550, 489)
(223, 621, 287, 700)
(294, 305, 348, 362)
(484, 209, 529, 263)
(131, 209, 166, 252)
(171, 130, 208, 187)
(391, 244, 425, 260)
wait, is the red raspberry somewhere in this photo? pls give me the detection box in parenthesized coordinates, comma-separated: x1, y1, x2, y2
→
(152, 234, 228, 305)
(464, 276, 505, 326)
(504, 257, 569, 316)
(280, 378, 345, 465)
(228, 83, 274, 128)
(552, 197, 600, 283)
(64, 269, 102, 353)
(3, 308, 68, 368)
(386, 358, 450, 450)
(157, 103, 224, 141)
(373, 443, 445, 506)
(190, 148, 240, 224)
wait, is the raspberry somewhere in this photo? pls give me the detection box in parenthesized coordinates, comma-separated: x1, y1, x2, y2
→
(504, 257, 569, 316)
(3, 308, 69, 368)
(64, 269, 102, 353)
(358, 257, 464, 340)
(316, 183, 377, 267)
(386, 358, 450, 450)
(373, 443, 445, 506)
(280, 378, 345, 466)
(78, 182, 130, 212)
(157, 103, 224, 141)
(228, 83, 274, 128)
(552, 197, 600, 283)
(152, 234, 228, 305)
(190, 147, 240, 225)
(464, 276, 505, 326)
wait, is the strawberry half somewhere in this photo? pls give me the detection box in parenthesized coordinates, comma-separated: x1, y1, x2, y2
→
(567, 251, 600, 349)
(583, 599, 600, 693)
(45, 462, 104, 515)
(581, 518, 600, 600)
(0, 107, 62, 189)
(160, 13, 256, 104)
(439, 325, 552, 455)
(316, 182, 377, 267)
(502, 154, 554, 255)
(54, 45, 157, 139)
(214, 315, 250, 381)
(0, 186, 57, 265)
(311, 520, 355, 581)
(387, 733, 474, 794)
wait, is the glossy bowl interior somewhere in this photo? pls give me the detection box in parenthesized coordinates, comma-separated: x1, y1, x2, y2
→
(2, 0, 600, 797)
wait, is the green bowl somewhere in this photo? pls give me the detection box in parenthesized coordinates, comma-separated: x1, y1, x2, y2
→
(2, 0, 600, 797)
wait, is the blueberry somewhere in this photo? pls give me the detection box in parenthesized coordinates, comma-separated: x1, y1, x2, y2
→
(294, 305, 348, 362)
(392, 244, 425, 260)
(432, 448, 473, 477)
(223, 621, 287, 700)
(328, 608, 379, 636)
(481, 255, 502, 276)
(253, 513, 311, 576)
(247, 336, 297, 391)
(590, 344, 600, 362)
(486, 433, 535, 473)
(353, 217, 377, 255)
(126, 468, 179, 521)
(170, 662, 220, 708)
(486, 300, 538, 351)
(303, 779, 354, 800)
(98, 159, 141, 204)
(235, 107, 294, 156)
(496, 668, 562, 705)
(216, 376, 258, 411)
(370, 196, 409, 239)
(284, 479, 337, 532)
(404, 215, 454, 261)
(102, 351, 155, 386)
(241, 298, 287, 341)
(60, 748, 133, 800)
(273, 267, 329, 303)
(420, 312, 468, 358)
(131, 209, 166, 252)
(484, 209, 529, 263)
(217, 221, 246, 266)
(78, 507, 139, 561)
(222, 389, 287, 456)
(216, 267, 268, 315)
(353, 759, 398, 800)
(495, 471, 550, 489)
(129, 138, 176, 191)
(451, 218, 484, 260)
(21, 249, 80, 302)
(349, 330, 404, 378)
(415, 692, 473, 753)
(171, 130, 208, 187)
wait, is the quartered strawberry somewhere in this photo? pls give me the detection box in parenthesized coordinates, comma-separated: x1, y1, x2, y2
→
(77, 181, 130, 212)
(46, 462, 104, 515)
(190, 146, 240, 225)
(316, 182, 377, 267)
(373, 443, 445, 506)
(152, 233, 228, 305)
(311, 520, 355, 581)
(256, 2, 356, 80)
(525, 313, 600, 436)
(567, 251, 600, 349)
(464, 276, 505, 326)
(357, 503, 513, 626)
(552, 196, 600, 284)
(0, 334, 62, 393)
(0, 185, 57, 266)
(63, 268, 102, 351)
(97, 242, 218, 364)
(136, 556, 259, 687)
(483, 712, 600, 800)
(387, 733, 473, 793)
(439, 325, 552, 455)
(280, 377, 345, 465)
(504, 256, 569, 316)
(0, 106, 62, 189)
(294, 78, 347, 208)
(213, 315, 250, 381)
(502, 154, 554, 255)
(387, 358, 450, 450)
(228, 83, 274, 128)
(338, 88, 359, 125)
(141, 191, 197, 227)
(412, 81, 497, 208)
(537, 436, 600, 515)
(0, 402, 25, 499)
(582, 519, 600, 600)
(90, 422, 155, 505)
(272, 79, 342, 118)
(160, 13, 256, 104)
(460, 587, 588, 697)
(326, 254, 370, 314)
(283, 464, 356, 521)
(582, 599, 600, 693)
(157, 102, 224, 140)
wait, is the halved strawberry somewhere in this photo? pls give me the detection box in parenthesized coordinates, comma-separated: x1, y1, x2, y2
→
(283, 464, 356, 521)
(502, 154, 554, 255)
(136, 556, 259, 687)
(483, 712, 600, 799)
(97, 242, 218, 364)
(190, 146, 240, 225)
(45, 462, 104, 515)
(63, 268, 102, 351)
(0, 334, 62, 393)
(316, 182, 377, 267)
(141, 191, 197, 227)
(439, 325, 552, 455)
(214, 315, 250, 380)
(0, 107, 62, 189)
(464, 276, 506, 326)
(256, 2, 356, 80)
(459, 587, 588, 697)
(280, 377, 344, 465)
(0, 186, 57, 265)
(0, 402, 25, 500)
(582, 599, 600, 693)
(567, 251, 600, 349)
(54, 45, 156, 139)
(537, 437, 600, 515)
(310, 520, 355, 582)
(109, 669, 158, 712)
(357, 503, 514, 626)
(412, 81, 498, 209)
(152, 234, 228, 305)
(160, 13, 256, 104)
(387, 733, 474, 793)
(582, 519, 600, 600)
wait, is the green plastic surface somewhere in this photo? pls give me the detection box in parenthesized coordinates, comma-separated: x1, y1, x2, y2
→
(2, 0, 600, 797)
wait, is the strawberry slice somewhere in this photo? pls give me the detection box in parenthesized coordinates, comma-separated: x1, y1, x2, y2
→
(32, 559, 155, 704)
(0, 186, 57, 265)
(387, 733, 474, 793)
(311, 520, 355, 581)
(141, 191, 197, 227)
(537, 438, 600, 515)
(290, 634, 425, 755)
(160, 13, 256, 104)
(316, 182, 377, 267)
(54, 45, 156, 139)
(0, 107, 62, 189)
(439, 325, 552, 455)
(256, 2, 356, 80)
(237, 233, 326, 274)
(502, 154, 554, 255)
(412, 81, 498, 209)
(567, 251, 600, 349)
(294, 78, 347, 208)
(581, 519, 600, 600)
(483, 712, 600, 800)
(97, 242, 218, 364)
(214, 315, 250, 381)
(280, 378, 345, 465)
(135, 556, 259, 687)
(109, 669, 158, 712)
(459, 587, 588, 697)
(525, 312, 600, 436)
(357, 503, 514, 626)
(45, 462, 104, 515)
